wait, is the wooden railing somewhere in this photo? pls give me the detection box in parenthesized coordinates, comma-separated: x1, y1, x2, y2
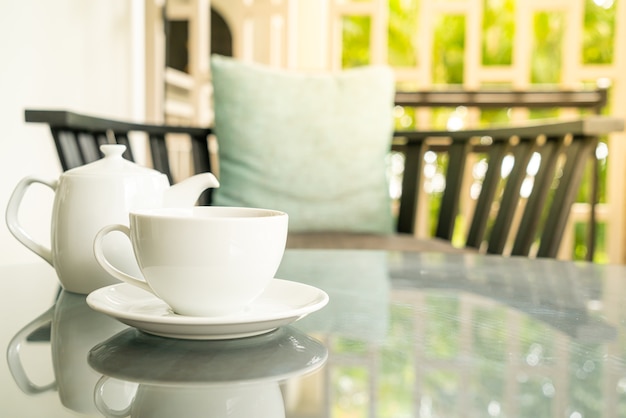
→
(394, 87, 608, 112)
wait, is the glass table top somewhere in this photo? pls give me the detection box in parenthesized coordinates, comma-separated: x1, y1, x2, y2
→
(2, 249, 626, 417)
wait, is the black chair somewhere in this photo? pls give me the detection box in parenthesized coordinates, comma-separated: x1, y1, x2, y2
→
(392, 85, 614, 259)
(392, 118, 623, 258)
(25, 86, 622, 259)
(24, 110, 214, 205)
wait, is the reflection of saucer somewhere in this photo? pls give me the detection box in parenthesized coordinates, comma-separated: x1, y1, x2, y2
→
(86, 280, 329, 340)
(88, 326, 328, 385)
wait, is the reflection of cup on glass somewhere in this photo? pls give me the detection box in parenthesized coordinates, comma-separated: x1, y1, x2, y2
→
(94, 206, 288, 317)
(7, 290, 127, 414)
(89, 327, 327, 418)
(95, 378, 284, 418)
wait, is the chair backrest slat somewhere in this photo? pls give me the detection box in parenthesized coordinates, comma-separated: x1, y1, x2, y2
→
(486, 140, 536, 255)
(52, 129, 82, 171)
(77, 132, 107, 164)
(190, 134, 214, 205)
(466, 140, 510, 249)
(25, 109, 212, 190)
(435, 140, 470, 241)
(511, 137, 564, 256)
(149, 134, 173, 184)
(537, 136, 598, 258)
(113, 132, 135, 161)
(394, 139, 427, 234)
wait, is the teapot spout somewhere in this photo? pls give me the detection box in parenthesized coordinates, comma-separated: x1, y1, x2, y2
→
(163, 172, 220, 207)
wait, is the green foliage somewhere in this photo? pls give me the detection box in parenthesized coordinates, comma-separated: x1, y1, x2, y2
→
(480, 108, 512, 125)
(473, 307, 507, 361)
(433, 15, 465, 84)
(583, 0, 616, 64)
(519, 317, 555, 362)
(342, 1, 616, 81)
(342, 15, 371, 68)
(531, 12, 564, 84)
(575, 220, 609, 263)
(518, 378, 555, 417)
(482, 0, 515, 65)
(388, 0, 419, 67)
(424, 294, 460, 358)
(331, 366, 369, 416)
(422, 369, 459, 414)
(377, 304, 415, 416)
(568, 343, 605, 416)
(332, 336, 369, 354)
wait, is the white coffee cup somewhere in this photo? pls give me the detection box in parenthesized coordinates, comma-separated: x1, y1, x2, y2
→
(93, 206, 288, 317)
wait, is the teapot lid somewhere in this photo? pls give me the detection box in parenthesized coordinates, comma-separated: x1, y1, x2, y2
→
(64, 144, 163, 178)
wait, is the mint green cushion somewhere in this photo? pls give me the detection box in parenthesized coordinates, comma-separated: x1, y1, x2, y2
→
(210, 55, 395, 233)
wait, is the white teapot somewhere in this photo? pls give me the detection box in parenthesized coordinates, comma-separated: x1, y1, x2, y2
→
(6, 144, 219, 294)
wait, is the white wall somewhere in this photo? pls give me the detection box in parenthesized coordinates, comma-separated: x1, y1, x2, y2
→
(0, 0, 144, 266)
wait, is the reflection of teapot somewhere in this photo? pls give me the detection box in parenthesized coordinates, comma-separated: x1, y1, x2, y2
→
(6, 144, 219, 294)
(89, 327, 328, 418)
(7, 290, 128, 414)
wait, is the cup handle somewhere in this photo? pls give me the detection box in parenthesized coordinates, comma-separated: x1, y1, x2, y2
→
(5, 176, 57, 265)
(6, 306, 56, 394)
(94, 375, 134, 418)
(93, 224, 153, 294)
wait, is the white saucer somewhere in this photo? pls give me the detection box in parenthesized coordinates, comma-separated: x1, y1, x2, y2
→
(86, 279, 329, 340)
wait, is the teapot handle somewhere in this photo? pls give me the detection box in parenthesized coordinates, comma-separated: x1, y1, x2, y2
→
(5, 176, 56, 265)
(6, 306, 56, 394)
(93, 225, 154, 295)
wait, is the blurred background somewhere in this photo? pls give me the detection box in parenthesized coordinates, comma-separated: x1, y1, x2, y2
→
(1, 0, 625, 264)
